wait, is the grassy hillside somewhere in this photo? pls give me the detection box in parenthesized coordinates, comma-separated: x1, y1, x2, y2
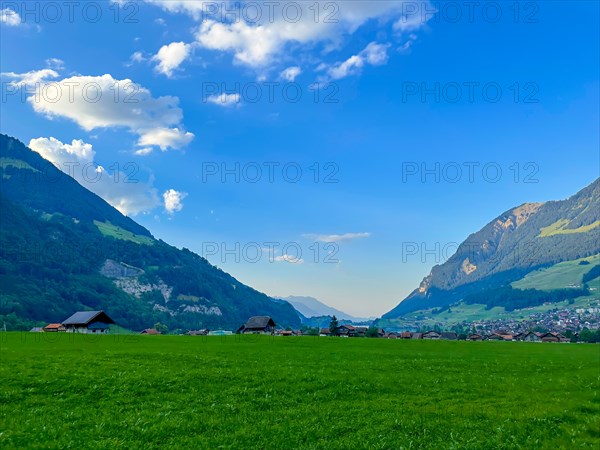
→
(94, 220, 155, 245)
(512, 254, 600, 290)
(1, 334, 598, 448)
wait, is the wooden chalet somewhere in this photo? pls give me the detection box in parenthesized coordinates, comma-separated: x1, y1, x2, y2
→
(43, 323, 66, 332)
(466, 334, 483, 341)
(338, 325, 355, 336)
(540, 332, 570, 343)
(516, 331, 542, 342)
(237, 316, 276, 334)
(140, 328, 161, 335)
(440, 332, 458, 340)
(422, 331, 441, 340)
(62, 310, 115, 334)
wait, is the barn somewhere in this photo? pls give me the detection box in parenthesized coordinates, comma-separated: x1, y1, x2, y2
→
(62, 311, 115, 334)
(237, 316, 276, 334)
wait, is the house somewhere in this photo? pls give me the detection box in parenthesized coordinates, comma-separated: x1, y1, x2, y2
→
(516, 331, 542, 342)
(188, 329, 209, 336)
(62, 310, 115, 334)
(411, 332, 423, 339)
(466, 334, 483, 341)
(237, 316, 276, 334)
(440, 332, 458, 340)
(540, 332, 569, 343)
(400, 331, 412, 339)
(354, 326, 369, 337)
(140, 328, 161, 335)
(319, 328, 330, 336)
(29, 327, 44, 333)
(488, 333, 513, 341)
(338, 325, 355, 336)
(43, 323, 66, 332)
(277, 330, 293, 336)
(385, 332, 398, 339)
(422, 331, 441, 340)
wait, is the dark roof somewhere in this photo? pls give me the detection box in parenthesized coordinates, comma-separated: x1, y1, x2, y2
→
(141, 328, 161, 334)
(422, 331, 441, 336)
(243, 316, 275, 329)
(62, 311, 115, 326)
(441, 332, 458, 340)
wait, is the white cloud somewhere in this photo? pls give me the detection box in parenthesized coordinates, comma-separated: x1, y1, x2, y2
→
(326, 42, 391, 80)
(206, 93, 241, 108)
(45, 58, 65, 70)
(134, 147, 154, 156)
(1, 8, 21, 26)
(28, 136, 94, 165)
(20, 73, 193, 152)
(129, 51, 146, 64)
(274, 254, 304, 264)
(163, 189, 188, 214)
(29, 137, 160, 216)
(137, 127, 195, 151)
(187, 1, 430, 68)
(143, 0, 216, 19)
(1, 69, 59, 88)
(304, 232, 371, 243)
(152, 41, 192, 77)
(280, 66, 302, 82)
(394, 3, 435, 33)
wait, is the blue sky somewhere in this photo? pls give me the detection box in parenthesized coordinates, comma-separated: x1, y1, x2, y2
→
(1, 1, 598, 316)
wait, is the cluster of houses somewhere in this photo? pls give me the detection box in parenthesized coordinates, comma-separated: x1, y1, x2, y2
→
(234, 317, 572, 342)
(323, 329, 570, 342)
(30, 311, 115, 334)
(27, 313, 573, 343)
(464, 331, 571, 343)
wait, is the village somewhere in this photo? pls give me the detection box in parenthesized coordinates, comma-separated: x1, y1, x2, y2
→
(27, 310, 600, 343)
(395, 303, 600, 339)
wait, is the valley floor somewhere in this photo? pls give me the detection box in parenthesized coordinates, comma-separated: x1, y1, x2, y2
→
(1, 333, 599, 449)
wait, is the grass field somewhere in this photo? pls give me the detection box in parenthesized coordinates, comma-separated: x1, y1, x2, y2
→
(512, 255, 600, 291)
(1, 333, 599, 449)
(93, 220, 155, 246)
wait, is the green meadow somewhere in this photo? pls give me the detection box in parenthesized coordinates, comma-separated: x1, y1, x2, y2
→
(1, 333, 599, 449)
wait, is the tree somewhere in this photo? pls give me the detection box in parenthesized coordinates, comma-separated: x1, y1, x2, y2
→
(154, 322, 168, 334)
(366, 326, 380, 338)
(329, 315, 339, 336)
(303, 327, 319, 336)
(579, 328, 600, 343)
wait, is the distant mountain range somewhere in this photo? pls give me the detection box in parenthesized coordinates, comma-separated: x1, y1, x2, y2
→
(279, 295, 374, 322)
(382, 178, 600, 321)
(0, 134, 301, 331)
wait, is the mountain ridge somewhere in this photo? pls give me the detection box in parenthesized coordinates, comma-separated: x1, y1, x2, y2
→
(383, 178, 600, 319)
(0, 134, 301, 331)
(280, 295, 374, 322)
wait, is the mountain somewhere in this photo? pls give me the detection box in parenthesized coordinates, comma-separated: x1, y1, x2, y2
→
(0, 134, 301, 331)
(383, 179, 600, 319)
(280, 295, 373, 322)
